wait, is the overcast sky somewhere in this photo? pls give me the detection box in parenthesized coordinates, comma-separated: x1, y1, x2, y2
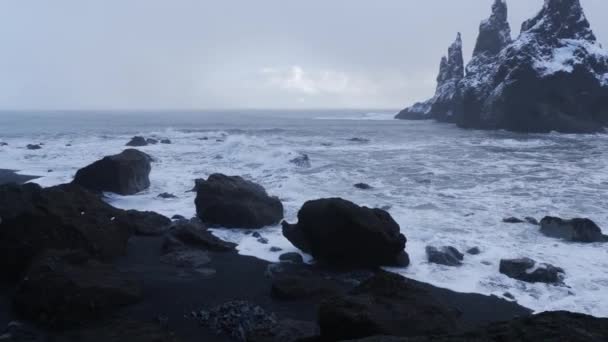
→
(0, 0, 606, 110)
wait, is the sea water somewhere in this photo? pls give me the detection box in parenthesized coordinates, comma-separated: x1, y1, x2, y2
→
(1, 110, 607, 316)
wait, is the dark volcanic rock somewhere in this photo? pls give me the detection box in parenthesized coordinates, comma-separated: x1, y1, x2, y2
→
(354, 183, 373, 190)
(525, 216, 539, 225)
(318, 271, 461, 340)
(117, 209, 171, 236)
(466, 247, 481, 255)
(345, 311, 608, 342)
(397, 0, 608, 133)
(126, 136, 148, 147)
(157, 192, 177, 199)
(271, 268, 344, 301)
(163, 220, 237, 253)
(72, 149, 152, 195)
(0, 183, 133, 278)
(282, 198, 408, 268)
(279, 252, 304, 264)
(13, 250, 141, 328)
(289, 154, 311, 168)
(503, 217, 525, 223)
(194, 174, 283, 229)
(540, 216, 607, 242)
(145, 138, 158, 145)
(499, 257, 564, 284)
(197, 301, 277, 341)
(26, 144, 42, 150)
(426, 246, 464, 266)
(160, 139, 172, 144)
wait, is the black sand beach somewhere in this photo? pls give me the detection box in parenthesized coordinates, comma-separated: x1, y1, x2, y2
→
(0, 169, 39, 185)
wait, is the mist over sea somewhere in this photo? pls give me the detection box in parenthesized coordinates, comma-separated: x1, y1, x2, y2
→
(1, 109, 608, 316)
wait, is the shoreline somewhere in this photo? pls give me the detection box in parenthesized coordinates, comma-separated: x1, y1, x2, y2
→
(0, 169, 39, 185)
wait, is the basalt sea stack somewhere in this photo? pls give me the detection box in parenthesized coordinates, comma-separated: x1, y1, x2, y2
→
(397, 0, 608, 133)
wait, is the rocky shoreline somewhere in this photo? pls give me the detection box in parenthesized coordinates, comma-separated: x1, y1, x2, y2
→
(1, 145, 608, 341)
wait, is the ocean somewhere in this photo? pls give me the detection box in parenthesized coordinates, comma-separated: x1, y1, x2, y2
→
(1, 109, 607, 317)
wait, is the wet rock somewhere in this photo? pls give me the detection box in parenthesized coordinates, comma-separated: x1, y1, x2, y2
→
(289, 154, 311, 168)
(426, 246, 464, 266)
(525, 216, 539, 225)
(282, 198, 407, 268)
(354, 183, 373, 190)
(257, 237, 269, 244)
(157, 192, 177, 199)
(26, 144, 42, 150)
(146, 138, 158, 145)
(540, 216, 607, 242)
(117, 209, 171, 236)
(252, 232, 262, 238)
(13, 250, 141, 328)
(318, 271, 461, 340)
(197, 301, 277, 342)
(348, 137, 370, 143)
(499, 257, 564, 284)
(163, 220, 236, 253)
(0, 183, 133, 278)
(271, 268, 344, 300)
(0, 142, 8, 146)
(126, 136, 148, 147)
(171, 214, 186, 221)
(279, 252, 304, 264)
(503, 292, 515, 300)
(269, 246, 282, 252)
(503, 217, 525, 224)
(466, 247, 481, 255)
(72, 149, 152, 195)
(194, 174, 284, 229)
(160, 139, 172, 144)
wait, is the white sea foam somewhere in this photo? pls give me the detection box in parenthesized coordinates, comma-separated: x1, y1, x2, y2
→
(1, 113, 608, 317)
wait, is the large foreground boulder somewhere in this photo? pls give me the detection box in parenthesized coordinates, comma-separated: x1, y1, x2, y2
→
(346, 311, 608, 342)
(0, 183, 133, 278)
(318, 271, 461, 340)
(13, 250, 141, 328)
(499, 258, 564, 284)
(540, 216, 607, 242)
(73, 149, 152, 195)
(194, 174, 283, 229)
(282, 198, 408, 268)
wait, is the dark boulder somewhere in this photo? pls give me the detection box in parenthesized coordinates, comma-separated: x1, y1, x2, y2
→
(163, 220, 236, 253)
(26, 144, 42, 150)
(73, 149, 152, 195)
(0, 142, 8, 146)
(126, 136, 147, 147)
(318, 271, 461, 341)
(145, 138, 158, 145)
(525, 216, 539, 225)
(0, 183, 133, 278)
(279, 252, 304, 264)
(157, 192, 177, 199)
(426, 246, 464, 266)
(354, 183, 373, 190)
(269, 246, 282, 252)
(282, 198, 408, 268)
(289, 154, 311, 168)
(540, 216, 607, 242)
(13, 250, 141, 328)
(503, 217, 524, 224)
(466, 247, 481, 255)
(499, 257, 564, 284)
(194, 174, 283, 229)
(160, 139, 172, 144)
(116, 209, 171, 236)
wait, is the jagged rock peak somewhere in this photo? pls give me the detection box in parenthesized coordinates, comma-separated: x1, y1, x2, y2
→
(473, 0, 512, 56)
(521, 0, 595, 41)
(437, 33, 464, 85)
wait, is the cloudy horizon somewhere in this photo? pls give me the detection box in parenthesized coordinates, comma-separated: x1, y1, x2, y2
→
(0, 0, 607, 111)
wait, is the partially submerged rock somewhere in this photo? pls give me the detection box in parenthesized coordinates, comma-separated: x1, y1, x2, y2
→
(13, 250, 141, 328)
(126, 136, 148, 147)
(503, 217, 525, 224)
(354, 183, 373, 190)
(73, 149, 152, 195)
(289, 154, 311, 168)
(282, 198, 408, 268)
(540, 216, 607, 242)
(194, 174, 283, 229)
(279, 252, 304, 264)
(26, 144, 42, 150)
(117, 209, 171, 236)
(499, 257, 564, 284)
(426, 246, 464, 266)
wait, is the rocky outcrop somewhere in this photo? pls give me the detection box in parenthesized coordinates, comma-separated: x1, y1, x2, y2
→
(73, 149, 152, 195)
(397, 0, 608, 133)
(282, 198, 408, 268)
(396, 33, 464, 121)
(13, 250, 141, 328)
(499, 257, 564, 284)
(318, 271, 461, 340)
(117, 210, 171, 236)
(426, 246, 464, 266)
(126, 136, 148, 147)
(289, 154, 311, 168)
(540, 216, 607, 242)
(194, 174, 283, 229)
(0, 183, 133, 278)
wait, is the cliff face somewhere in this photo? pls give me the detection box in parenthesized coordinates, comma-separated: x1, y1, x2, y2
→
(397, 0, 608, 133)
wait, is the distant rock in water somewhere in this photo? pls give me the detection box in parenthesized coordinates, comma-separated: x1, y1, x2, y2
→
(525, 216, 539, 225)
(157, 192, 177, 199)
(396, 0, 608, 133)
(26, 144, 42, 150)
(126, 136, 148, 147)
(467, 246, 481, 255)
(540, 216, 607, 242)
(145, 138, 158, 145)
(282, 198, 408, 268)
(499, 257, 564, 284)
(73, 149, 152, 195)
(290, 154, 311, 168)
(160, 139, 171, 144)
(194, 174, 283, 229)
(503, 217, 525, 224)
(354, 183, 373, 190)
(426, 246, 464, 266)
